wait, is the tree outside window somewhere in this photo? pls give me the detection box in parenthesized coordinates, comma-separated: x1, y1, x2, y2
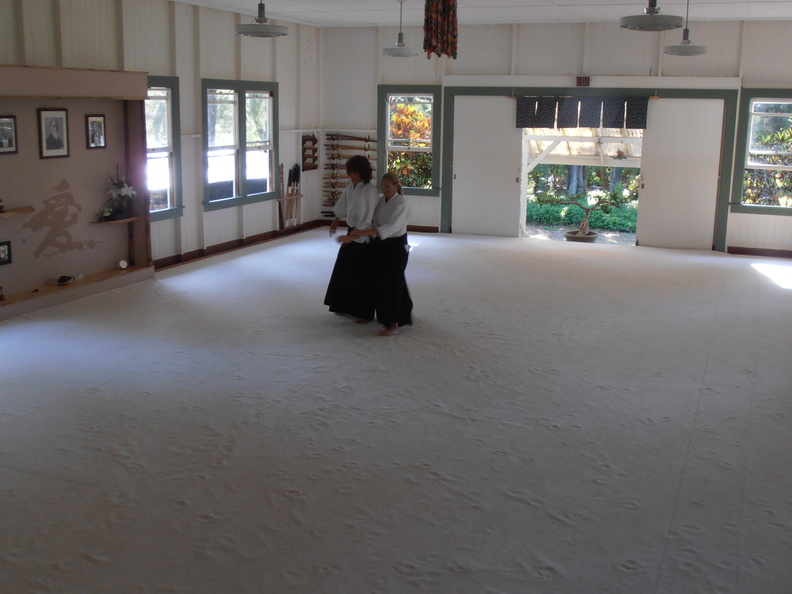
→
(206, 89, 238, 201)
(202, 80, 277, 210)
(245, 91, 273, 196)
(145, 87, 174, 212)
(387, 94, 433, 189)
(742, 100, 792, 207)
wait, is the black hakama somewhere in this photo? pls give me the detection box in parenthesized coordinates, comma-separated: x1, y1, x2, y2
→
(323, 230, 375, 320)
(374, 233, 413, 328)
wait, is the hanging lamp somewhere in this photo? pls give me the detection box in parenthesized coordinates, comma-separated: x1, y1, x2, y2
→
(664, 0, 707, 56)
(236, 1, 288, 38)
(383, 0, 418, 57)
(620, 0, 683, 32)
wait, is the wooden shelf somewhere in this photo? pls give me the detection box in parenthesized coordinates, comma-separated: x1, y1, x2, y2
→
(0, 206, 35, 219)
(0, 265, 155, 321)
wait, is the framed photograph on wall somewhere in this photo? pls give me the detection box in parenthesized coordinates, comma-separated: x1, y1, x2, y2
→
(0, 116, 17, 155)
(86, 114, 106, 149)
(0, 241, 11, 266)
(38, 108, 69, 159)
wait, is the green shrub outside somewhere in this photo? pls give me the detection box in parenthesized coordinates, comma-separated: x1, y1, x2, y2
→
(526, 201, 638, 232)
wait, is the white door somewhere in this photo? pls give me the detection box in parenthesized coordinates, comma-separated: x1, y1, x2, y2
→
(451, 96, 523, 236)
(636, 98, 724, 249)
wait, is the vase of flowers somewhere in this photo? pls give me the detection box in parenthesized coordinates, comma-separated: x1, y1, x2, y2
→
(99, 165, 136, 221)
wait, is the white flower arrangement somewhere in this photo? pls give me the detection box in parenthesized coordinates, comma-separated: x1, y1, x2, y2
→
(99, 166, 137, 221)
(108, 166, 137, 199)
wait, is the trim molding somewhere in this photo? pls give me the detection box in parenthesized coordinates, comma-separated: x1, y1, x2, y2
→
(153, 220, 338, 270)
(727, 246, 792, 260)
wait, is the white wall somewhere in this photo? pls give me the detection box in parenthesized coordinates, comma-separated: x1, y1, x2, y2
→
(321, 28, 380, 130)
(1, 2, 791, 257)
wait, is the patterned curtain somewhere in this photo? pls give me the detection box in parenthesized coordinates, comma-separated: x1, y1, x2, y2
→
(424, 0, 458, 59)
(516, 96, 649, 129)
(557, 97, 581, 128)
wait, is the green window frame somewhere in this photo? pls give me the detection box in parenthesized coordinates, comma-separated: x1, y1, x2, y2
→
(732, 88, 792, 216)
(146, 76, 182, 222)
(378, 85, 441, 197)
(201, 79, 279, 211)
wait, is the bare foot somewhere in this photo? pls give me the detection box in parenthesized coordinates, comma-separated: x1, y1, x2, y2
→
(356, 318, 371, 324)
(378, 325, 400, 336)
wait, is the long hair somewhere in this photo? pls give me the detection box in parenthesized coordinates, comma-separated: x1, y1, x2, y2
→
(345, 155, 373, 183)
(381, 171, 403, 195)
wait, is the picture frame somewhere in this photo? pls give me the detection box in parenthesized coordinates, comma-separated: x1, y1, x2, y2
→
(0, 241, 11, 266)
(0, 116, 17, 154)
(38, 108, 69, 159)
(86, 114, 106, 149)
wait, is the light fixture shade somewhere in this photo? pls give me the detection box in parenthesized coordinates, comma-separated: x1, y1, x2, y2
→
(664, 28, 706, 55)
(382, 0, 418, 57)
(620, 1, 683, 31)
(236, 1, 288, 38)
(383, 32, 419, 57)
(664, 42, 707, 56)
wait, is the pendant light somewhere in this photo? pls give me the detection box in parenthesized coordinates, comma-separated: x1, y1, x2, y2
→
(620, 0, 683, 32)
(236, 1, 288, 38)
(383, 0, 419, 57)
(664, 0, 706, 56)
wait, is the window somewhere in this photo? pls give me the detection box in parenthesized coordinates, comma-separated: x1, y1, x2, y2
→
(741, 99, 792, 208)
(387, 94, 432, 188)
(145, 76, 182, 221)
(202, 79, 278, 211)
(378, 85, 441, 196)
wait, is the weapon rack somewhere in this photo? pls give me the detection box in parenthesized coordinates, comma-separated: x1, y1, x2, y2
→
(322, 132, 377, 219)
(301, 134, 318, 171)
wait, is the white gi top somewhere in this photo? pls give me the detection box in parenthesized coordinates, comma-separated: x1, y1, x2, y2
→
(334, 180, 378, 233)
(374, 193, 410, 240)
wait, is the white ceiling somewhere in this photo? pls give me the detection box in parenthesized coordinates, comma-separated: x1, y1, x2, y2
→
(179, 0, 792, 28)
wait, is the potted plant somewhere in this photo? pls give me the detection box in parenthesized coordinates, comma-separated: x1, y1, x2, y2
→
(98, 166, 136, 221)
(560, 183, 633, 243)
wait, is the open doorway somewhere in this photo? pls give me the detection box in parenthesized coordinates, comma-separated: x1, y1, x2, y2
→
(522, 127, 642, 245)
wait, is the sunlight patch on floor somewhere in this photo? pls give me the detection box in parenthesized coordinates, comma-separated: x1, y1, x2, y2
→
(752, 262, 792, 289)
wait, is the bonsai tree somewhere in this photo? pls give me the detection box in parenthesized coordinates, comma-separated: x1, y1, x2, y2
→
(560, 183, 633, 237)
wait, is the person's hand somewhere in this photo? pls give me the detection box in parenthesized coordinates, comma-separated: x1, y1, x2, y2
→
(329, 219, 338, 236)
(337, 234, 356, 244)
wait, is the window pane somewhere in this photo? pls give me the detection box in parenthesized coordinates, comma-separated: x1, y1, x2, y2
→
(208, 148, 237, 201)
(246, 148, 271, 194)
(743, 100, 792, 205)
(387, 151, 433, 189)
(753, 102, 792, 115)
(147, 152, 172, 211)
(388, 95, 432, 149)
(208, 89, 237, 148)
(749, 114, 792, 155)
(742, 168, 792, 207)
(246, 92, 271, 146)
(145, 88, 170, 149)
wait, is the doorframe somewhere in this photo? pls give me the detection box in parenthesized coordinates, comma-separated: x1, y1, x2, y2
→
(440, 86, 738, 251)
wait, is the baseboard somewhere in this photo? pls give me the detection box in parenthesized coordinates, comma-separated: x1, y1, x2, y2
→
(408, 225, 439, 233)
(728, 246, 792, 260)
(152, 220, 440, 272)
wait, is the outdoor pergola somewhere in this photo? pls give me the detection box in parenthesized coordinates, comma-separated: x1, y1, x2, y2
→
(523, 127, 643, 172)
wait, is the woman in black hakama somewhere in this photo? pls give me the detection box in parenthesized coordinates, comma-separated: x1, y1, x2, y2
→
(339, 172, 413, 336)
(324, 156, 379, 322)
